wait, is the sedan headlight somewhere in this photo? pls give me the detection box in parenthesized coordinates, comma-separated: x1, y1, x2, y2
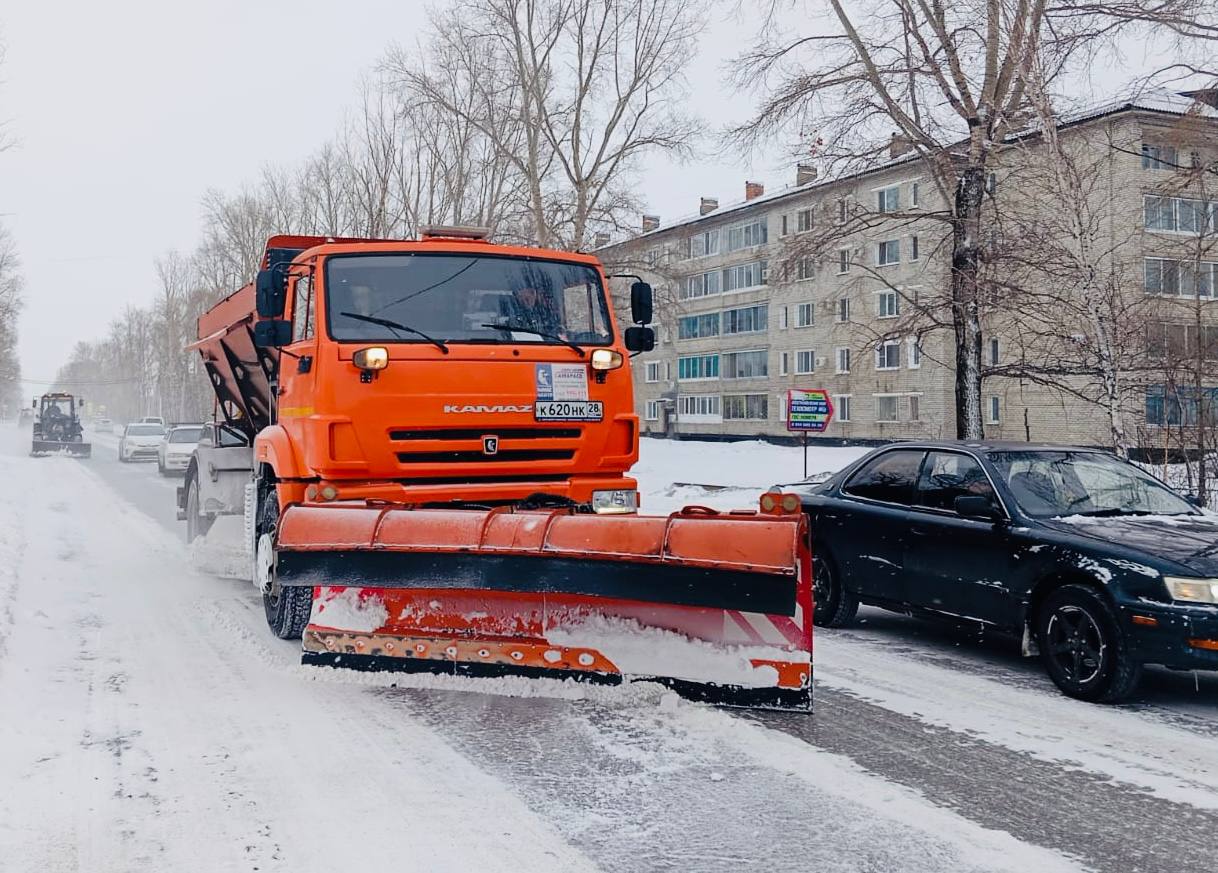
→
(591, 489, 638, 514)
(1164, 576, 1218, 605)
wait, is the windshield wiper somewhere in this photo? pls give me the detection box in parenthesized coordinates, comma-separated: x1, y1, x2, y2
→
(480, 322, 585, 357)
(340, 312, 449, 354)
(1070, 508, 1156, 518)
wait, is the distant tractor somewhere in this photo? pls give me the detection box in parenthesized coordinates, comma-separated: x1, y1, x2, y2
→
(31, 393, 91, 457)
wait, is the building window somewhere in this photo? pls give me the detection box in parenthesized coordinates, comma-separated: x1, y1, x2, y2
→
(835, 347, 851, 374)
(989, 337, 1000, 366)
(682, 270, 722, 299)
(909, 395, 921, 421)
(1145, 321, 1218, 361)
(645, 400, 661, 421)
(780, 352, 789, 376)
(911, 181, 920, 207)
(778, 305, 789, 329)
(795, 350, 816, 374)
(778, 393, 788, 422)
(1145, 257, 1217, 298)
(665, 361, 672, 380)
(726, 219, 768, 252)
(677, 394, 722, 422)
(645, 361, 661, 383)
(876, 340, 901, 370)
(723, 394, 768, 420)
(910, 235, 919, 260)
(795, 256, 814, 281)
(795, 302, 814, 328)
(837, 249, 850, 274)
(722, 304, 768, 335)
(877, 185, 900, 213)
(797, 209, 813, 232)
(878, 290, 900, 318)
(837, 199, 848, 224)
(677, 313, 720, 339)
(723, 260, 768, 291)
(836, 298, 850, 323)
(1146, 385, 1218, 426)
(877, 240, 900, 266)
(722, 349, 769, 379)
(780, 214, 789, 237)
(874, 395, 899, 422)
(988, 396, 1001, 423)
(677, 354, 720, 380)
(1143, 194, 1217, 234)
(834, 394, 852, 422)
(1142, 143, 1178, 170)
(647, 248, 661, 267)
(908, 337, 921, 368)
(689, 228, 720, 258)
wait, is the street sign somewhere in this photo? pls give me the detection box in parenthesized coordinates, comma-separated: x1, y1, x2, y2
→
(786, 389, 834, 432)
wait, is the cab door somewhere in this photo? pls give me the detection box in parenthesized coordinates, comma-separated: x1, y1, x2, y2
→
(275, 272, 319, 452)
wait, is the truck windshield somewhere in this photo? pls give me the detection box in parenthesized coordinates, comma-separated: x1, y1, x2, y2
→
(324, 254, 614, 346)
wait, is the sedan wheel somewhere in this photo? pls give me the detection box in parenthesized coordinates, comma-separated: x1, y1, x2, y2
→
(812, 549, 859, 628)
(1037, 584, 1141, 703)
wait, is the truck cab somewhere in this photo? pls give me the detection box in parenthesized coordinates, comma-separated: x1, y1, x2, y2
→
(243, 231, 653, 513)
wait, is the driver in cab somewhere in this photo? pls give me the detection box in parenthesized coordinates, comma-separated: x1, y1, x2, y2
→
(502, 285, 563, 338)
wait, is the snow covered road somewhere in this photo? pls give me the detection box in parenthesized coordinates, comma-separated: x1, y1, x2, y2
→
(1, 428, 1216, 872)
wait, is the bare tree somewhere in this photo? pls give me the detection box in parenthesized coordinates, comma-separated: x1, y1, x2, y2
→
(384, 0, 705, 249)
(735, 0, 1218, 438)
(0, 224, 23, 412)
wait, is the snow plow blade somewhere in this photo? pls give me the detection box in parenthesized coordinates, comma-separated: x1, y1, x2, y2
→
(30, 440, 91, 457)
(277, 505, 813, 711)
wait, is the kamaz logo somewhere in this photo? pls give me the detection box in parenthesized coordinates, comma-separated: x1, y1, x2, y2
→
(443, 404, 532, 414)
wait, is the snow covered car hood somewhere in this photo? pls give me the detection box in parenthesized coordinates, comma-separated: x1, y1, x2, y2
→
(164, 443, 195, 456)
(1039, 514, 1218, 576)
(124, 435, 163, 446)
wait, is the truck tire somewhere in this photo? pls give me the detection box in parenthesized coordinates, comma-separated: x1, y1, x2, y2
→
(1036, 583, 1142, 703)
(184, 467, 214, 543)
(256, 480, 311, 640)
(812, 548, 859, 628)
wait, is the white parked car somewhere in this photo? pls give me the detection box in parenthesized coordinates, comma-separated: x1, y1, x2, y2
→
(141, 416, 166, 427)
(119, 422, 166, 462)
(158, 424, 204, 476)
(95, 418, 114, 434)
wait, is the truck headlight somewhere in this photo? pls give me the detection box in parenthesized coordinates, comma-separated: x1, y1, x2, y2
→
(592, 489, 638, 514)
(590, 349, 624, 371)
(1164, 576, 1218, 604)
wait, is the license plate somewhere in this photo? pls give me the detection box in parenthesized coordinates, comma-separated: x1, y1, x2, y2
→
(535, 400, 603, 421)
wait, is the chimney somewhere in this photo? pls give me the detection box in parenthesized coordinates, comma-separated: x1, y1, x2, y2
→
(796, 164, 818, 186)
(593, 232, 611, 248)
(889, 132, 913, 158)
(699, 197, 719, 215)
(642, 214, 660, 233)
(745, 180, 765, 201)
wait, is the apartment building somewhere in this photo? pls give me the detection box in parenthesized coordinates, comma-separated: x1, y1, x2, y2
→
(600, 89, 1218, 447)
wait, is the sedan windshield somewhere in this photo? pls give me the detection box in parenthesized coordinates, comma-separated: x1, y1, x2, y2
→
(127, 425, 164, 437)
(324, 254, 613, 346)
(987, 450, 1195, 518)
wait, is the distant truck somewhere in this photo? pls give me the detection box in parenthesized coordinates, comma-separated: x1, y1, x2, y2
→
(30, 393, 91, 457)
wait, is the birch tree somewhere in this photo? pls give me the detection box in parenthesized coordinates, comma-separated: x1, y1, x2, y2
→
(736, 0, 1218, 438)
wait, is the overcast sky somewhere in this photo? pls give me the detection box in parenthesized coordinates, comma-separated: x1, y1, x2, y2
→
(0, 2, 1179, 394)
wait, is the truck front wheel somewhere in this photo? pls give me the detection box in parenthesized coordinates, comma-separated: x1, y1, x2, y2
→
(255, 479, 311, 640)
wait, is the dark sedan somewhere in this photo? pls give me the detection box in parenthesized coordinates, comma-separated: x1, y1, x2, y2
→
(789, 441, 1218, 703)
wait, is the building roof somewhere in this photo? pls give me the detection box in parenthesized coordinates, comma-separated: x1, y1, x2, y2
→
(603, 88, 1217, 250)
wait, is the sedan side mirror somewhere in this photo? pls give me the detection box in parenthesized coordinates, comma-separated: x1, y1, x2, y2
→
(955, 495, 1004, 521)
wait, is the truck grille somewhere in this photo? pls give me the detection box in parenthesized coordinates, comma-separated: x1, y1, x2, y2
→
(390, 427, 581, 441)
(396, 449, 575, 464)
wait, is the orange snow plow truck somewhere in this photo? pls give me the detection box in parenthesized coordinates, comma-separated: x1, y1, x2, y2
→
(183, 231, 812, 709)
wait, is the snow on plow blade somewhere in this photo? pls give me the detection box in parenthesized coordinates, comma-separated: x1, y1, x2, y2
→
(277, 505, 813, 710)
(30, 440, 91, 457)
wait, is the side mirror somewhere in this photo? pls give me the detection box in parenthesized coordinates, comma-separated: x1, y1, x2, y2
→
(32, 398, 37, 408)
(255, 268, 288, 318)
(955, 495, 1003, 522)
(253, 319, 292, 348)
(624, 326, 656, 353)
(1186, 493, 1204, 508)
(630, 281, 653, 325)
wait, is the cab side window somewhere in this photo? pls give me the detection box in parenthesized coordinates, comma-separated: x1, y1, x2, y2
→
(291, 276, 314, 342)
(842, 450, 925, 505)
(916, 451, 997, 512)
